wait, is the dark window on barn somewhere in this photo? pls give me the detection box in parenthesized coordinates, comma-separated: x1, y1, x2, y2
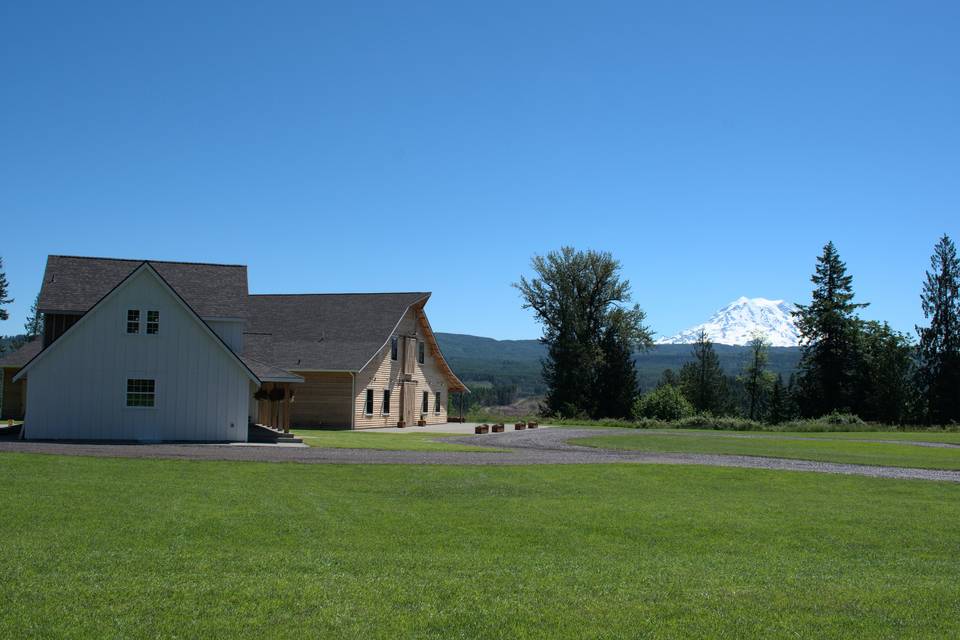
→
(434, 392, 441, 414)
(365, 389, 374, 415)
(382, 389, 391, 415)
(418, 341, 425, 364)
(146, 310, 160, 335)
(391, 337, 398, 360)
(126, 309, 140, 334)
(126, 378, 156, 407)
(422, 391, 429, 414)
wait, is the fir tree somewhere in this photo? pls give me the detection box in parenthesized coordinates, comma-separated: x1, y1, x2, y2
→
(916, 234, 960, 424)
(679, 330, 729, 414)
(0, 257, 12, 322)
(24, 293, 43, 338)
(767, 375, 789, 424)
(794, 242, 868, 416)
(594, 308, 646, 418)
(740, 334, 774, 421)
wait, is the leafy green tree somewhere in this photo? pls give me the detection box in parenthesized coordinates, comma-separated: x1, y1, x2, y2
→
(740, 334, 775, 421)
(657, 368, 679, 388)
(0, 257, 12, 322)
(794, 242, 868, 416)
(24, 293, 43, 338)
(679, 330, 729, 414)
(515, 247, 652, 418)
(916, 234, 960, 424)
(856, 321, 916, 424)
(633, 384, 694, 421)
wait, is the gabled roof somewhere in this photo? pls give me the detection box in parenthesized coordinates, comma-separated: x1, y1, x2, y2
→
(15, 263, 259, 385)
(243, 292, 430, 372)
(240, 356, 305, 383)
(0, 339, 42, 368)
(38, 255, 248, 318)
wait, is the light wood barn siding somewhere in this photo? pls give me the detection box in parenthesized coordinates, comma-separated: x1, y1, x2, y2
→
(21, 269, 251, 442)
(353, 307, 449, 429)
(289, 372, 353, 428)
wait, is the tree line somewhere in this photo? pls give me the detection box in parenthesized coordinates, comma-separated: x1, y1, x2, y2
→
(0, 256, 47, 354)
(517, 236, 960, 425)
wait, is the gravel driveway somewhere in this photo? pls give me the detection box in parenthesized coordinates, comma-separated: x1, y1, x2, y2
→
(2, 428, 959, 483)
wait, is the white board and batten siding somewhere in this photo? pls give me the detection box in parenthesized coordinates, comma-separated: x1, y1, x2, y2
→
(353, 307, 450, 429)
(22, 268, 252, 442)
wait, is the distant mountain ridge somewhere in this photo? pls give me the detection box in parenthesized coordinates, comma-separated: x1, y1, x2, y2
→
(435, 332, 801, 394)
(658, 297, 801, 347)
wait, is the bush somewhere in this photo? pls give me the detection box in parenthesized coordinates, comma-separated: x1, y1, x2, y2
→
(632, 386, 694, 422)
(673, 414, 764, 431)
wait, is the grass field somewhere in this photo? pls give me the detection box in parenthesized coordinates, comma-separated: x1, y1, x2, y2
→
(293, 428, 504, 452)
(572, 431, 960, 469)
(2, 453, 959, 638)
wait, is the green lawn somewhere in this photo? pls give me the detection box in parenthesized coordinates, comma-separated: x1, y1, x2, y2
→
(572, 431, 960, 469)
(293, 428, 504, 452)
(2, 454, 960, 638)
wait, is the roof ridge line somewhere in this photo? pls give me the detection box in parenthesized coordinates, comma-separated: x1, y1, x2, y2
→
(49, 255, 247, 268)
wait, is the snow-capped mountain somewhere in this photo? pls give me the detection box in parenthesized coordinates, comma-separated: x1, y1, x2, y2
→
(657, 297, 801, 347)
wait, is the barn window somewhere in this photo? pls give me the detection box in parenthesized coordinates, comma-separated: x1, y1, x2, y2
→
(146, 310, 160, 335)
(434, 391, 441, 414)
(126, 378, 156, 407)
(391, 337, 398, 360)
(364, 389, 374, 415)
(418, 341, 425, 364)
(382, 389, 391, 415)
(421, 390, 429, 414)
(126, 309, 140, 334)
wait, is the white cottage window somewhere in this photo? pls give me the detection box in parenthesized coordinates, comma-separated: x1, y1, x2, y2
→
(126, 309, 140, 334)
(126, 379, 156, 408)
(146, 310, 160, 335)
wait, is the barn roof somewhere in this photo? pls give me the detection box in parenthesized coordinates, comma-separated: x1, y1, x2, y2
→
(37, 255, 248, 319)
(0, 339, 42, 368)
(243, 292, 430, 373)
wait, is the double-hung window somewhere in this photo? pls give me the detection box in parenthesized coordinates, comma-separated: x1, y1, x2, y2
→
(126, 378, 156, 407)
(391, 337, 398, 360)
(382, 389, 391, 415)
(417, 341, 425, 364)
(365, 389, 374, 415)
(146, 310, 160, 335)
(421, 391, 429, 414)
(434, 392, 441, 414)
(126, 309, 140, 334)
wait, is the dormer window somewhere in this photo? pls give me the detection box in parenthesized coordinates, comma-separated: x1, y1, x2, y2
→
(126, 310, 140, 334)
(146, 310, 160, 335)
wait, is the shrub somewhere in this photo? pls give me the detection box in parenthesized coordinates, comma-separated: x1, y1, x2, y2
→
(632, 386, 694, 422)
(673, 413, 764, 431)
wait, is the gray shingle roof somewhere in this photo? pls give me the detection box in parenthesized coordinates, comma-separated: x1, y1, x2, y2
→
(0, 339, 42, 368)
(38, 255, 248, 318)
(243, 293, 429, 372)
(240, 356, 305, 383)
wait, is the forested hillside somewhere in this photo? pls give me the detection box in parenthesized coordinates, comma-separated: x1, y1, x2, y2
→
(435, 332, 801, 398)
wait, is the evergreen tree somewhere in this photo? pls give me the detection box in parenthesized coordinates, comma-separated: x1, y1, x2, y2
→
(679, 330, 729, 414)
(794, 242, 868, 416)
(767, 375, 789, 424)
(916, 234, 960, 424)
(24, 293, 43, 339)
(740, 334, 774, 420)
(0, 257, 12, 322)
(594, 308, 644, 418)
(515, 247, 652, 418)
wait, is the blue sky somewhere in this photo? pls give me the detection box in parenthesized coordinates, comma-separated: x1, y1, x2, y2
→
(1, 2, 957, 340)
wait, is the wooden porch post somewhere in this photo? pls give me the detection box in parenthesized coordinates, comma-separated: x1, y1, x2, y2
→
(282, 383, 291, 433)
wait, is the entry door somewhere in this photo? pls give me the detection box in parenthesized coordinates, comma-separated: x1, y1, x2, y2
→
(402, 381, 418, 426)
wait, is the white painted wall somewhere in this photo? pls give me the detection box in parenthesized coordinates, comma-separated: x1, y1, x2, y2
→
(207, 319, 244, 352)
(22, 269, 252, 441)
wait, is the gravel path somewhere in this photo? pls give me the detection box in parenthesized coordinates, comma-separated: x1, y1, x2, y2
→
(2, 429, 959, 483)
